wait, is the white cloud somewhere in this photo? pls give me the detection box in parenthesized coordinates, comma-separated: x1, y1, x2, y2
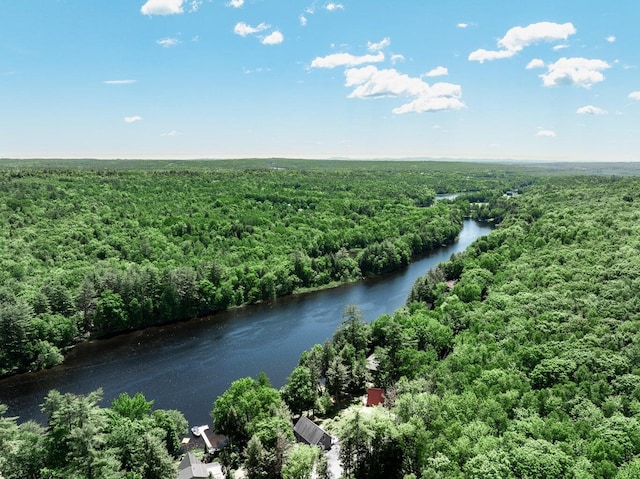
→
(233, 21, 282, 45)
(368, 38, 390, 52)
(141, 0, 184, 15)
(552, 44, 569, 51)
(499, 22, 576, 52)
(526, 58, 545, 70)
(299, 15, 307, 26)
(326, 3, 344, 11)
(162, 130, 180, 136)
(390, 54, 405, 64)
(124, 116, 142, 123)
(261, 31, 284, 45)
(104, 80, 137, 85)
(457, 23, 468, 29)
(468, 48, 516, 62)
(606, 35, 616, 43)
(310, 51, 385, 69)
(536, 129, 556, 137)
(469, 21, 576, 63)
(189, 0, 202, 12)
(344, 66, 465, 114)
(228, 0, 244, 7)
(628, 91, 640, 100)
(576, 105, 607, 115)
(156, 37, 179, 47)
(540, 57, 610, 88)
(425, 66, 448, 77)
(234, 22, 269, 37)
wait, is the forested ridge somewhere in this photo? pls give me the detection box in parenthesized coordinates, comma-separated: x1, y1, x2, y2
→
(0, 159, 524, 376)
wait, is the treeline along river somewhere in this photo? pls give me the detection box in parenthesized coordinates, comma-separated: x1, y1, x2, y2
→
(0, 220, 491, 427)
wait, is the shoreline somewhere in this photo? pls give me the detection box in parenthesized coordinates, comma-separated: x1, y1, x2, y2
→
(0, 229, 476, 382)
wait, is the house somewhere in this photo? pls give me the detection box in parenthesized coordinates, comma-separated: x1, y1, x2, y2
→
(177, 453, 224, 479)
(293, 416, 333, 450)
(366, 387, 385, 407)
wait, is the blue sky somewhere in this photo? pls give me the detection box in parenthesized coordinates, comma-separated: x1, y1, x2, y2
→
(2, 0, 639, 161)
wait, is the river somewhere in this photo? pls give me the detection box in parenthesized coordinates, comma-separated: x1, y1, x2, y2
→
(0, 219, 491, 426)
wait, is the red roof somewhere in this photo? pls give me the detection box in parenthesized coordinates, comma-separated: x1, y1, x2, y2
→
(366, 388, 385, 407)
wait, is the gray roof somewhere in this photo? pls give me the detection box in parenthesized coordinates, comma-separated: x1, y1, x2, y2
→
(293, 416, 330, 446)
(178, 453, 211, 479)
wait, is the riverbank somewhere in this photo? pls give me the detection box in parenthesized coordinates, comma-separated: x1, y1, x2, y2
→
(0, 220, 493, 425)
(0, 218, 470, 381)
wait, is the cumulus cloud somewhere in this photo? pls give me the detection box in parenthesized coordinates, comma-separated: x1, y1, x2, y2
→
(300, 15, 307, 26)
(141, 0, 184, 15)
(499, 22, 576, 52)
(234, 22, 270, 37)
(526, 58, 545, 70)
(606, 35, 616, 43)
(156, 37, 179, 47)
(576, 105, 607, 115)
(261, 31, 284, 45)
(344, 65, 465, 114)
(540, 57, 610, 88)
(536, 129, 556, 137)
(425, 66, 448, 77)
(104, 80, 137, 85)
(326, 3, 344, 11)
(310, 51, 385, 69)
(124, 116, 142, 123)
(228, 0, 243, 7)
(368, 38, 390, 52)
(457, 23, 468, 29)
(629, 91, 640, 100)
(469, 21, 576, 63)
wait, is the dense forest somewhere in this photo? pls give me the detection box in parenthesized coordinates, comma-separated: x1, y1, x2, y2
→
(206, 173, 640, 478)
(0, 159, 525, 376)
(4, 160, 640, 479)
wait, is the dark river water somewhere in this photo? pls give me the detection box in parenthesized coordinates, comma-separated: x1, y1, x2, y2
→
(0, 220, 491, 426)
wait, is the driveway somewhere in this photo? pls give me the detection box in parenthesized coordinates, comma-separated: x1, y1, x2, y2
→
(325, 438, 343, 479)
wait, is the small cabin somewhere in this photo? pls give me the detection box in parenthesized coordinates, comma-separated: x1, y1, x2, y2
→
(366, 387, 385, 407)
(293, 416, 333, 450)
